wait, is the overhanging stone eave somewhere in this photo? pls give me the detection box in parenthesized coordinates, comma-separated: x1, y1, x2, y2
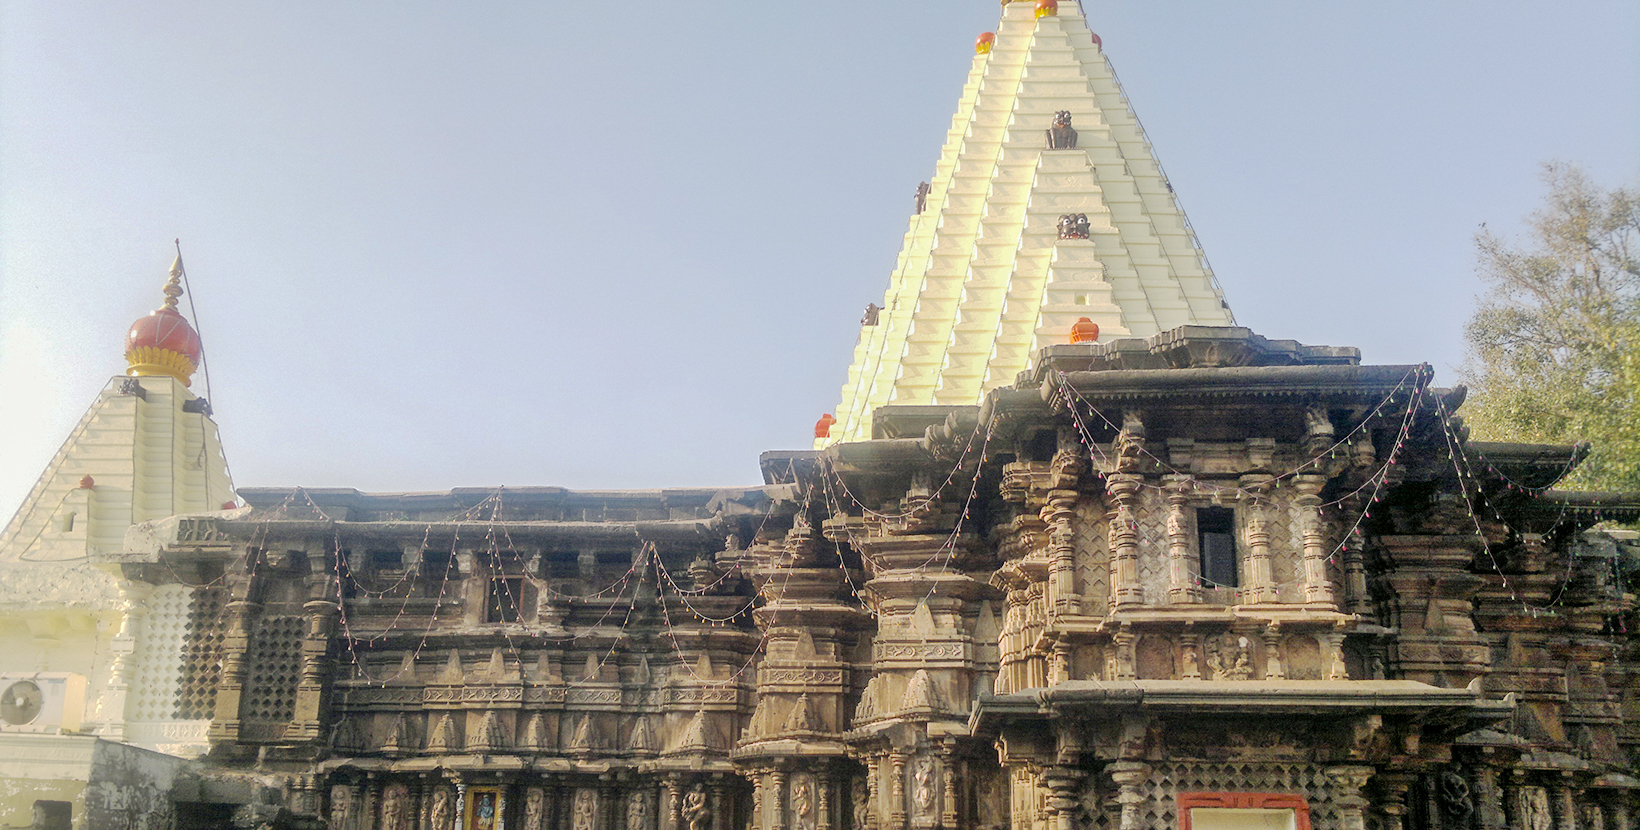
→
(1044, 364, 1430, 402)
(971, 679, 1510, 732)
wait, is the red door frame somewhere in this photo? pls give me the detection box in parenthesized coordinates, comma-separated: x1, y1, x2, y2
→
(1175, 792, 1312, 830)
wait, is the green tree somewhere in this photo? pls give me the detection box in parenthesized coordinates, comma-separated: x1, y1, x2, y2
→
(1460, 163, 1640, 492)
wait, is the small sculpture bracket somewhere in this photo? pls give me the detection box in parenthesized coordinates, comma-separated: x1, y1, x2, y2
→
(1057, 214, 1090, 240)
(1046, 111, 1078, 149)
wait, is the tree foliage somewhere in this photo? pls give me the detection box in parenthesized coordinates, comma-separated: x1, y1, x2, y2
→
(1460, 163, 1640, 492)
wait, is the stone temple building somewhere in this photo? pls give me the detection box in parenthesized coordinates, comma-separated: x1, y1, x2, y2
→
(2, 2, 1638, 830)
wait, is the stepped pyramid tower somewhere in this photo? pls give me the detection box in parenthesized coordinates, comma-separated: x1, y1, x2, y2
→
(0, 253, 234, 746)
(826, 1, 1234, 445)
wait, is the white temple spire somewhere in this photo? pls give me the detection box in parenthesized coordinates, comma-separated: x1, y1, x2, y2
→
(824, 2, 1233, 445)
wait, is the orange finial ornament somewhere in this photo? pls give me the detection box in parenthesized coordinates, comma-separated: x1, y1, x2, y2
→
(1035, 0, 1058, 18)
(814, 413, 838, 439)
(975, 32, 996, 54)
(125, 245, 204, 386)
(1070, 317, 1099, 343)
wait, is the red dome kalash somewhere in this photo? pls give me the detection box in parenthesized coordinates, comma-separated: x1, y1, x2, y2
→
(124, 254, 203, 386)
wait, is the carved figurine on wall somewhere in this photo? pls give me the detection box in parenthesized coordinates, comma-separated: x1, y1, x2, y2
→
(1056, 214, 1090, 240)
(684, 784, 710, 830)
(914, 181, 931, 214)
(1206, 635, 1253, 680)
(431, 788, 455, 830)
(852, 778, 870, 830)
(628, 790, 651, 830)
(574, 789, 600, 830)
(913, 758, 936, 816)
(862, 303, 881, 326)
(793, 775, 816, 830)
(525, 788, 548, 830)
(381, 783, 411, 830)
(1522, 787, 1552, 830)
(1046, 110, 1078, 149)
(329, 785, 357, 830)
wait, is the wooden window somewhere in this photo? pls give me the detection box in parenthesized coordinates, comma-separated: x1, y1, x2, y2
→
(1177, 793, 1310, 830)
(1197, 507, 1237, 588)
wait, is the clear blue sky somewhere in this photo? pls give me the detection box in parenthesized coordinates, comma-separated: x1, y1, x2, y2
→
(2, 1, 1637, 519)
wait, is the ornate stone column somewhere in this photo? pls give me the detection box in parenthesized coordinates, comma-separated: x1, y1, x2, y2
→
(751, 771, 765, 830)
(1556, 780, 1579, 830)
(1260, 623, 1284, 680)
(666, 776, 685, 830)
(1376, 773, 1414, 830)
(291, 587, 339, 742)
(1239, 477, 1276, 603)
(1106, 475, 1144, 608)
(866, 757, 881, 830)
(1106, 762, 1148, 830)
(1327, 766, 1373, 830)
(1293, 474, 1337, 605)
(209, 595, 259, 742)
(889, 754, 907, 830)
(714, 780, 732, 830)
(1164, 479, 1200, 604)
(940, 746, 958, 830)
(771, 770, 789, 830)
(1042, 490, 1081, 615)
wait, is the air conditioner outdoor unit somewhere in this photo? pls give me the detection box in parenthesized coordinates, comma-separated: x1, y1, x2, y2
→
(0, 673, 86, 733)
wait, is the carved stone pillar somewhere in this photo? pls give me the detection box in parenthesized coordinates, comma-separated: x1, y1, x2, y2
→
(771, 771, 789, 830)
(1111, 624, 1136, 681)
(1557, 780, 1579, 830)
(715, 781, 732, 830)
(866, 757, 881, 830)
(1043, 490, 1080, 615)
(291, 593, 339, 741)
(1325, 626, 1349, 681)
(1293, 474, 1337, 606)
(1107, 476, 1144, 608)
(1106, 762, 1148, 830)
(1179, 628, 1202, 680)
(889, 754, 907, 830)
(667, 777, 685, 830)
(1376, 773, 1414, 830)
(1260, 624, 1284, 680)
(1164, 480, 1200, 603)
(940, 747, 958, 830)
(209, 596, 259, 742)
(1327, 766, 1373, 830)
(752, 772, 765, 830)
(1239, 478, 1275, 603)
(100, 582, 149, 740)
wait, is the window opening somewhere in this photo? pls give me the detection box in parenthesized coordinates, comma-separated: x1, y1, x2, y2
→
(487, 578, 523, 623)
(1197, 507, 1237, 588)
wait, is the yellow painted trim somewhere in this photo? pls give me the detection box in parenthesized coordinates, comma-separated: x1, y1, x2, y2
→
(125, 346, 196, 386)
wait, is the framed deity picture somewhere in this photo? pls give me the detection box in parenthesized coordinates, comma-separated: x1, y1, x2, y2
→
(466, 787, 503, 830)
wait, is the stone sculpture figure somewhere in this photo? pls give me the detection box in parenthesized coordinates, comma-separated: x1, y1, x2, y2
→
(1522, 787, 1551, 830)
(381, 784, 410, 830)
(525, 788, 547, 830)
(574, 788, 600, 830)
(793, 776, 815, 830)
(913, 758, 935, 816)
(914, 181, 931, 214)
(1046, 110, 1078, 149)
(852, 778, 870, 830)
(684, 784, 709, 830)
(862, 303, 881, 326)
(1207, 635, 1253, 680)
(628, 790, 650, 830)
(329, 785, 355, 830)
(431, 788, 454, 830)
(1437, 770, 1472, 821)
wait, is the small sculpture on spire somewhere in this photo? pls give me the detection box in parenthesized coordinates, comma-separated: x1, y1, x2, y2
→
(1057, 214, 1090, 240)
(914, 181, 931, 214)
(1046, 110, 1078, 149)
(861, 303, 881, 326)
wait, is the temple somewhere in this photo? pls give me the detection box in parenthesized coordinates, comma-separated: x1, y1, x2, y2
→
(2, 3, 1638, 830)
